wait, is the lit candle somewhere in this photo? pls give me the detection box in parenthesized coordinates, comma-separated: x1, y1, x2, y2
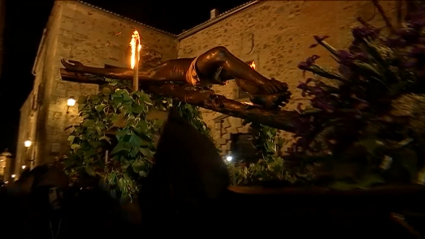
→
(249, 61, 256, 69)
(129, 30, 142, 92)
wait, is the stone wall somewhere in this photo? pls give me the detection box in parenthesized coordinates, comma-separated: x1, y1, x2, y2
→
(16, 1, 178, 167)
(0, 149, 12, 181)
(213, 115, 250, 155)
(178, 0, 399, 154)
(15, 0, 401, 168)
(15, 90, 36, 176)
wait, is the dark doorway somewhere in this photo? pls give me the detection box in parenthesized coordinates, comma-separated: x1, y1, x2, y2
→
(230, 133, 258, 165)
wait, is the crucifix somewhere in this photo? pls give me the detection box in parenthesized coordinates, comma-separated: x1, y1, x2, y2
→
(59, 45, 312, 134)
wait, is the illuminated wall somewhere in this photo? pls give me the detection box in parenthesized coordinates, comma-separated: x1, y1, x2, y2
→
(178, 1, 399, 155)
(15, 1, 177, 171)
(16, 0, 400, 171)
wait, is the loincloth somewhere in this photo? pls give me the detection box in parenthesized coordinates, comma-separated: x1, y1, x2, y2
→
(185, 57, 224, 86)
(185, 57, 201, 86)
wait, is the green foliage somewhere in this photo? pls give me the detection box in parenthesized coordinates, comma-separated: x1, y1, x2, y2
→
(175, 102, 214, 143)
(228, 121, 288, 186)
(228, 156, 290, 186)
(64, 84, 212, 198)
(249, 122, 284, 158)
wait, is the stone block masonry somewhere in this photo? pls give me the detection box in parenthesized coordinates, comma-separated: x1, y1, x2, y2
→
(178, 0, 399, 155)
(15, 1, 178, 170)
(45, 1, 177, 163)
(15, 91, 35, 175)
(15, 0, 401, 170)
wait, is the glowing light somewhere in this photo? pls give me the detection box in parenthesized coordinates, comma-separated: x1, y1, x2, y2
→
(226, 156, 233, 162)
(129, 30, 142, 69)
(249, 61, 256, 69)
(67, 97, 76, 107)
(22, 165, 26, 169)
(24, 140, 32, 148)
(11, 174, 15, 178)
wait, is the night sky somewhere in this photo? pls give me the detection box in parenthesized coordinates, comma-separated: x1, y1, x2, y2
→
(0, 0, 248, 154)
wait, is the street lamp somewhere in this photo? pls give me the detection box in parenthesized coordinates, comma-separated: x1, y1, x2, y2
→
(24, 140, 32, 148)
(24, 140, 33, 171)
(67, 97, 76, 107)
(66, 96, 76, 113)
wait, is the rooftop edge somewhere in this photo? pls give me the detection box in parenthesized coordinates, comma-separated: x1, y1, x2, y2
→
(77, 0, 261, 40)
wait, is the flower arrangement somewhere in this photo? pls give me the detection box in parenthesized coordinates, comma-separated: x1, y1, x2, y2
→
(285, 2, 425, 189)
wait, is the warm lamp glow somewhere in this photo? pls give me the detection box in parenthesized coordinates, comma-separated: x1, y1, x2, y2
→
(22, 165, 26, 169)
(67, 97, 76, 107)
(24, 140, 32, 148)
(11, 174, 15, 178)
(226, 155, 233, 162)
(129, 30, 142, 69)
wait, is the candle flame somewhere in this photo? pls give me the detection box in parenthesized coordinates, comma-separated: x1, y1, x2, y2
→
(130, 30, 142, 69)
(249, 61, 256, 69)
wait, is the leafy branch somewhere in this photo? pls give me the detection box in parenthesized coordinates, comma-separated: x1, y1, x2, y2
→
(229, 121, 288, 186)
(64, 84, 212, 198)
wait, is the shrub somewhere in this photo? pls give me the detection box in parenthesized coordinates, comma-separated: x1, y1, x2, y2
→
(64, 83, 212, 198)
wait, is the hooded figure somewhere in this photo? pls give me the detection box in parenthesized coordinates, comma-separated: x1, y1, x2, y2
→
(141, 107, 230, 232)
(24, 164, 74, 239)
(32, 166, 70, 190)
(29, 164, 70, 214)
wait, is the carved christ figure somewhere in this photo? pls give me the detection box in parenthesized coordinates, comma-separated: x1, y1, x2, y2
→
(61, 46, 290, 109)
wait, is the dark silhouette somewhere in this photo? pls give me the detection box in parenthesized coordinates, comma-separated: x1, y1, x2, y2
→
(139, 107, 425, 238)
(141, 107, 229, 234)
(1, 164, 127, 239)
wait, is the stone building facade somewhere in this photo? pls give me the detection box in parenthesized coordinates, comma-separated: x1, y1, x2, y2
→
(178, 0, 398, 155)
(15, 0, 399, 175)
(14, 0, 177, 176)
(0, 149, 12, 181)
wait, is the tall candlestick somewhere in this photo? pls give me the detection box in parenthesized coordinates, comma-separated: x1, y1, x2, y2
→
(130, 30, 142, 92)
(133, 39, 139, 92)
